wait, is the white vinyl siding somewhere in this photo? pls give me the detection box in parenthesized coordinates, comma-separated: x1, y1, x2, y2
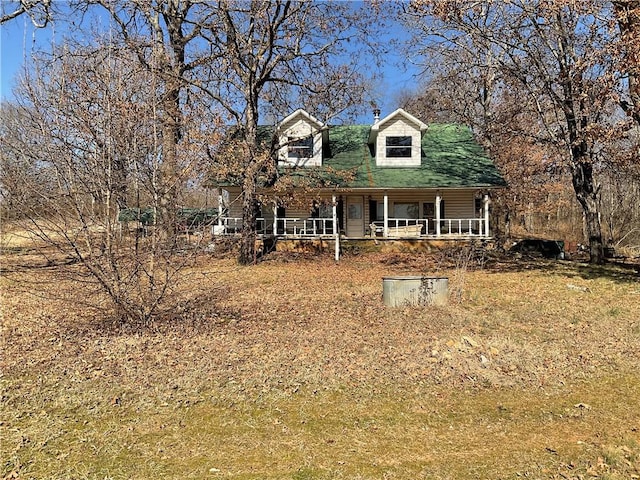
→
(376, 118, 422, 167)
(439, 192, 475, 220)
(278, 117, 323, 167)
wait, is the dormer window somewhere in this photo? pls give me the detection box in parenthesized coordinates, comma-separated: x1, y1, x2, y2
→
(369, 109, 427, 167)
(386, 136, 412, 158)
(288, 136, 313, 159)
(278, 109, 327, 167)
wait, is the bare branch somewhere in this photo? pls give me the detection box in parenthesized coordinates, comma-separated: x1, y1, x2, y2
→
(1, 0, 52, 27)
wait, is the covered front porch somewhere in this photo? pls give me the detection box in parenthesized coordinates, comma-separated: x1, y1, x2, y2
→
(213, 189, 492, 240)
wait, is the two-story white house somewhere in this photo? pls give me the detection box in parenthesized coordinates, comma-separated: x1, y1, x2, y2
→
(214, 108, 506, 241)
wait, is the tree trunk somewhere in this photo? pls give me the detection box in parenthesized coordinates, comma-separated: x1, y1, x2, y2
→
(159, 85, 181, 239)
(239, 172, 258, 265)
(571, 159, 604, 264)
(560, 56, 605, 264)
(238, 110, 260, 265)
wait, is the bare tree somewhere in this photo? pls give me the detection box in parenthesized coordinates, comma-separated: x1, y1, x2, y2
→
(3, 0, 374, 265)
(0, 40, 214, 323)
(405, 0, 636, 263)
(0, 103, 56, 221)
(1, 0, 54, 27)
(199, 0, 370, 265)
(93, 0, 220, 238)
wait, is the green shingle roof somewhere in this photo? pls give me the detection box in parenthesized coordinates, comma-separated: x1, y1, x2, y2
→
(323, 124, 506, 189)
(213, 123, 506, 189)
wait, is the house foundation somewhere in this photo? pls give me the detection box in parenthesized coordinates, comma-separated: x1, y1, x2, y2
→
(266, 237, 495, 255)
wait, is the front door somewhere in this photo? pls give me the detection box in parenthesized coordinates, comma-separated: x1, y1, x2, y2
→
(346, 196, 364, 237)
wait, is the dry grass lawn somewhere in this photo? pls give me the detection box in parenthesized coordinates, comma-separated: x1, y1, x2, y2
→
(1, 241, 639, 479)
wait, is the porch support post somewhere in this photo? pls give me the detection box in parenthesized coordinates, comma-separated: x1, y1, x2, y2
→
(333, 194, 339, 261)
(217, 188, 224, 228)
(273, 203, 278, 236)
(484, 193, 490, 237)
(435, 191, 441, 238)
(383, 192, 389, 238)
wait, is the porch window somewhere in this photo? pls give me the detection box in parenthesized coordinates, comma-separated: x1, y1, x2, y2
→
(385, 136, 412, 157)
(288, 136, 313, 159)
(311, 201, 333, 234)
(393, 202, 419, 219)
(311, 201, 332, 218)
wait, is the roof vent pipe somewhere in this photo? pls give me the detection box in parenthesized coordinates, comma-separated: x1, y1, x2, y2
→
(373, 108, 380, 124)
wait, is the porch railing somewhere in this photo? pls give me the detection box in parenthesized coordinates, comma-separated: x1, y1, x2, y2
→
(211, 217, 334, 236)
(211, 217, 267, 235)
(212, 217, 487, 237)
(277, 217, 334, 236)
(369, 217, 487, 237)
(438, 218, 486, 236)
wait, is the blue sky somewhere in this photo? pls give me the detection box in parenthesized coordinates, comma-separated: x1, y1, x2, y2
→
(0, 6, 423, 123)
(1, 16, 30, 99)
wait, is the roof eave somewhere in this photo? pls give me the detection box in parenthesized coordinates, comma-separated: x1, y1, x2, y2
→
(278, 108, 326, 132)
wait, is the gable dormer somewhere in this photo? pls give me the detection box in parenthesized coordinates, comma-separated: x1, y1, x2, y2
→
(368, 108, 428, 167)
(277, 109, 327, 167)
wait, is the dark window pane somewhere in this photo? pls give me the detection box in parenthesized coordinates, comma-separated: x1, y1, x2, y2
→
(386, 136, 412, 146)
(386, 147, 412, 157)
(288, 136, 313, 158)
(385, 136, 412, 157)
